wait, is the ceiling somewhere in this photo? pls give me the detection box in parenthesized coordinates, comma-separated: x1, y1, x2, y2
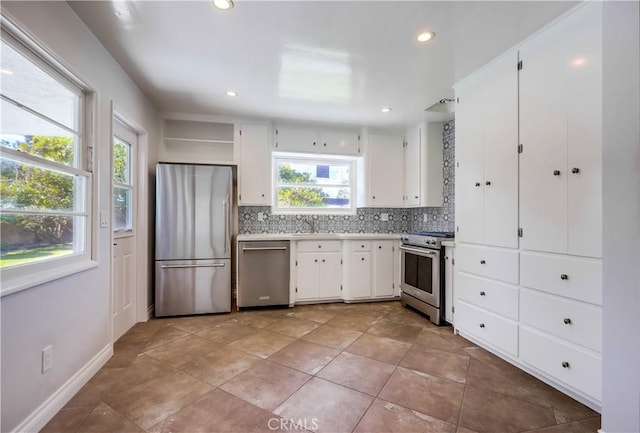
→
(70, 1, 577, 129)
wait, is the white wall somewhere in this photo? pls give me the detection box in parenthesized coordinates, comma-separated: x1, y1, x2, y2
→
(601, 1, 640, 432)
(0, 2, 159, 432)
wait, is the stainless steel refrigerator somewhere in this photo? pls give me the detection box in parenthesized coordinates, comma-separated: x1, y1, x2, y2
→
(155, 163, 233, 316)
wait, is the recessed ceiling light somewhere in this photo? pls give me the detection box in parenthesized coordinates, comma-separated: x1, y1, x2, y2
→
(381, 107, 392, 113)
(213, 0, 234, 10)
(417, 31, 436, 43)
(0, 69, 14, 75)
(226, 90, 238, 97)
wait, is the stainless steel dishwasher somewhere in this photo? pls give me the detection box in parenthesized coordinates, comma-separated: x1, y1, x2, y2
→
(237, 240, 290, 308)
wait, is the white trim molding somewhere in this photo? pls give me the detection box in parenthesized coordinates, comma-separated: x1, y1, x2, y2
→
(10, 344, 113, 433)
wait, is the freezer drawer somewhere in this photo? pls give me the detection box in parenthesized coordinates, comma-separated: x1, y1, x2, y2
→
(238, 241, 290, 308)
(155, 259, 231, 316)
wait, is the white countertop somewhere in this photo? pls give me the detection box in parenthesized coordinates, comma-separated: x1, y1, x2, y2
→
(442, 240, 456, 248)
(237, 233, 402, 241)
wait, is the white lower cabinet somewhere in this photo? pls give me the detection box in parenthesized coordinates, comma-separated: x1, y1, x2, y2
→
(295, 241, 342, 301)
(520, 326, 602, 402)
(455, 300, 518, 356)
(456, 272, 519, 321)
(343, 240, 399, 301)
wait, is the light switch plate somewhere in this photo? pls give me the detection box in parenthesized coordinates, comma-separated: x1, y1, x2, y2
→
(100, 211, 109, 228)
(380, 213, 389, 222)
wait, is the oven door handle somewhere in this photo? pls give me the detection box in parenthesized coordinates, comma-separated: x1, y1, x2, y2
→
(400, 245, 438, 256)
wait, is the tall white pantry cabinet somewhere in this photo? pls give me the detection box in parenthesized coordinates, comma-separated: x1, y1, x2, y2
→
(453, 2, 603, 410)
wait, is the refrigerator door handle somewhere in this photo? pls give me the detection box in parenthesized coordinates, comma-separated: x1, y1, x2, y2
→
(223, 198, 230, 254)
(160, 263, 226, 269)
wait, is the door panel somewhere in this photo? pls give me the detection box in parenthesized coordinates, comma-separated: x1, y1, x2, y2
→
(350, 252, 371, 298)
(113, 236, 136, 341)
(373, 241, 394, 297)
(368, 134, 404, 207)
(404, 126, 421, 206)
(155, 259, 231, 316)
(519, 23, 569, 254)
(319, 252, 343, 298)
(296, 253, 319, 300)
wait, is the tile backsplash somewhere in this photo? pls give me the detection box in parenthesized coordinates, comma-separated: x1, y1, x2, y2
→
(238, 119, 455, 235)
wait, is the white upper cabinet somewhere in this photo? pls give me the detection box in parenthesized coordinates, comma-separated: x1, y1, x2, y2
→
(403, 126, 422, 206)
(237, 123, 271, 206)
(273, 124, 360, 155)
(161, 118, 235, 163)
(519, 3, 602, 258)
(404, 123, 444, 207)
(455, 51, 519, 248)
(368, 133, 404, 207)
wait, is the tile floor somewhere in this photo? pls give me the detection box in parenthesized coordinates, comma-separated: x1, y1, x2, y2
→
(42, 301, 601, 433)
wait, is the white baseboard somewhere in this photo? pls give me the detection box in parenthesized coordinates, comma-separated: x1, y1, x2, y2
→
(12, 344, 113, 433)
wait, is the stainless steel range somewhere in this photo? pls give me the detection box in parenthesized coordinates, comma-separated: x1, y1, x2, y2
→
(399, 231, 454, 325)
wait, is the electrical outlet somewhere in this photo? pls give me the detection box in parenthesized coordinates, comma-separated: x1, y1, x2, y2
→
(423, 213, 428, 223)
(257, 212, 265, 222)
(380, 213, 389, 222)
(42, 345, 52, 373)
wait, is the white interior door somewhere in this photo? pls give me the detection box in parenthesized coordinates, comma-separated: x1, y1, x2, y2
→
(112, 117, 138, 341)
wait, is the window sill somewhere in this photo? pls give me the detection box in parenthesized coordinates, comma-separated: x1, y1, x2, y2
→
(0, 260, 98, 298)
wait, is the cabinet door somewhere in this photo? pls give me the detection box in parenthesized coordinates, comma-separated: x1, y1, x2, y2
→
(455, 78, 485, 244)
(296, 253, 319, 300)
(368, 134, 404, 207)
(565, 5, 602, 258)
(403, 126, 421, 206)
(481, 52, 519, 248)
(350, 252, 372, 299)
(444, 246, 454, 324)
(519, 18, 570, 255)
(320, 129, 360, 155)
(319, 252, 343, 298)
(274, 125, 319, 152)
(238, 124, 271, 205)
(372, 241, 395, 297)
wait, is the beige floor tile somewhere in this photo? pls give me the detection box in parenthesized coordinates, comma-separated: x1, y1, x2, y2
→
(75, 402, 144, 433)
(520, 421, 597, 433)
(195, 321, 257, 344)
(413, 329, 470, 355)
(354, 399, 456, 433)
(151, 389, 272, 433)
(456, 427, 480, 433)
(384, 309, 437, 329)
(267, 317, 321, 338)
(345, 333, 411, 365)
(165, 313, 231, 334)
(285, 308, 338, 324)
(143, 335, 217, 367)
(273, 377, 374, 433)
(230, 311, 285, 328)
(178, 345, 261, 386)
(324, 311, 383, 333)
(400, 345, 470, 383)
(228, 329, 296, 359)
(317, 352, 396, 396)
(40, 406, 93, 433)
(269, 340, 340, 375)
(366, 319, 421, 344)
(64, 368, 125, 409)
(458, 385, 556, 433)
(103, 369, 212, 429)
(220, 360, 311, 410)
(465, 358, 534, 401)
(379, 367, 464, 424)
(301, 324, 362, 350)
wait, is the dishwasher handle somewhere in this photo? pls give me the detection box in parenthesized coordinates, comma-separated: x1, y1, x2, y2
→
(242, 246, 288, 252)
(161, 263, 226, 269)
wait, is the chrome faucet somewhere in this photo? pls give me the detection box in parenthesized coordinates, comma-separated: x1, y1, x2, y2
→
(303, 218, 316, 234)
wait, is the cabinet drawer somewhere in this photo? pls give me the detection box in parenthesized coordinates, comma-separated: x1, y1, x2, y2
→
(456, 272, 519, 320)
(520, 326, 601, 402)
(297, 240, 342, 252)
(351, 241, 371, 252)
(520, 289, 602, 352)
(456, 244, 519, 284)
(520, 252, 602, 305)
(455, 300, 518, 356)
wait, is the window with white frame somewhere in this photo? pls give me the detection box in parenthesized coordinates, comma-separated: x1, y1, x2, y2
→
(112, 119, 135, 233)
(0, 24, 93, 290)
(273, 155, 355, 214)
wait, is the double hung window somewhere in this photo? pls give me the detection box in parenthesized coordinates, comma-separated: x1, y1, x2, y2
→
(0, 24, 93, 292)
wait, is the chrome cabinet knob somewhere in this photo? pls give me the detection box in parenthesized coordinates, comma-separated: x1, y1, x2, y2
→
(572, 167, 580, 174)
(475, 182, 481, 187)
(485, 181, 491, 186)
(562, 361, 570, 368)
(563, 318, 572, 325)
(553, 170, 561, 176)
(480, 291, 486, 296)
(361, 257, 365, 261)
(479, 323, 485, 328)
(480, 259, 486, 264)
(560, 274, 568, 280)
